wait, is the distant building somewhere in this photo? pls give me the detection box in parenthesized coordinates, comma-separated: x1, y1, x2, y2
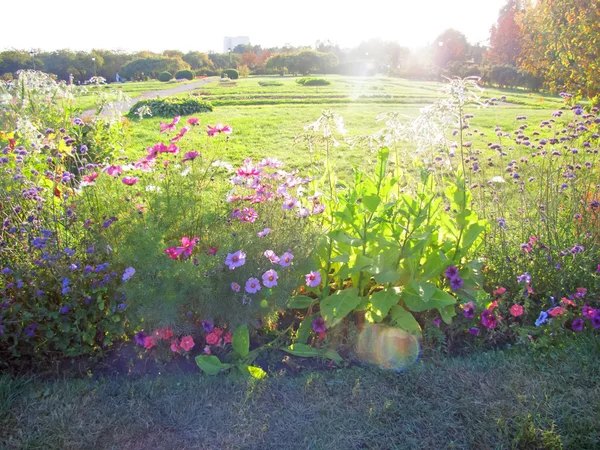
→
(223, 36, 250, 53)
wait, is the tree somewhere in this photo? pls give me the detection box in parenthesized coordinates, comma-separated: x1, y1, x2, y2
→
(163, 50, 184, 59)
(487, 0, 524, 66)
(183, 51, 213, 70)
(432, 29, 469, 68)
(518, 0, 600, 98)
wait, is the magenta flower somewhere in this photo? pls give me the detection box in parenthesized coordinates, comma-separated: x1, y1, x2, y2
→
(597, 264, 600, 274)
(237, 159, 261, 177)
(187, 117, 199, 126)
(225, 250, 246, 270)
(231, 282, 241, 292)
(180, 237, 196, 257)
(264, 250, 280, 264)
(122, 176, 139, 186)
(305, 271, 321, 287)
(245, 277, 261, 294)
(159, 116, 180, 133)
(82, 172, 98, 184)
(240, 207, 258, 223)
(582, 305, 595, 318)
(165, 144, 179, 154)
(279, 252, 294, 267)
(134, 157, 155, 171)
(481, 309, 497, 329)
(592, 310, 600, 329)
(207, 123, 233, 136)
(262, 269, 279, 288)
(468, 327, 480, 336)
(312, 317, 326, 333)
(103, 165, 122, 177)
(571, 318, 584, 331)
(183, 151, 200, 162)
(164, 247, 179, 260)
(171, 126, 190, 143)
(257, 228, 272, 238)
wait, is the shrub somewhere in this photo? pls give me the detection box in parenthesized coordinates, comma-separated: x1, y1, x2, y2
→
(158, 71, 172, 82)
(127, 97, 213, 117)
(221, 69, 239, 80)
(175, 69, 194, 80)
(238, 65, 250, 78)
(296, 77, 330, 86)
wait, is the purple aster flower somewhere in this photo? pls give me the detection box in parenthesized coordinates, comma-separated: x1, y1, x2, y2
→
(60, 305, 71, 314)
(592, 310, 600, 329)
(468, 327, 480, 336)
(571, 318, 584, 331)
(245, 277, 261, 294)
(445, 266, 459, 279)
(517, 273, 532, 284)
(122, 267, 135, 282)
(312, 317, 327, 333)
(201, 320, 214, 333)
(583, 305, 595, 319)
(134, 331, 146, 346)
(118, 303, 127, 310)
(262, 270, 278, 288)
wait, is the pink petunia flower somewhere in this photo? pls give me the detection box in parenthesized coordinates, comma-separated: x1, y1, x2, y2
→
(493, 287, 506, 296)
(245, 277, 261, 294)
(225, 250, 246, 270)
(180, 335, 195, 352)
(170, 338, 182, 353)
(279, 252, 294, 267)
(262, 269, 279, 288)
(305, 271, 321, 288)
(122, 176, 139, 186)
(224, 332, 232, 344)
(510, 304, 524, 317)
(205, 332, 219, 345)
(231, 282, 241, 292)
(548, 307, 564, 317)
(560, 297, 576, 307)
(264, 250, 280, 264)
(143, 336, 156, 349)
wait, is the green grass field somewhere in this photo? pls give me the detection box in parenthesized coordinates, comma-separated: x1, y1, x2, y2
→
(125, 75, 566, 176)
(2, 338, 599, 449)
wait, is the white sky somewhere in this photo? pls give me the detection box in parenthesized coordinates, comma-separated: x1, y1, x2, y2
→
(2, 0, 507, 52)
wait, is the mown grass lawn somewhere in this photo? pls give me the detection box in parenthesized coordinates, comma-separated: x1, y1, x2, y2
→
(1, 337, 599, 449)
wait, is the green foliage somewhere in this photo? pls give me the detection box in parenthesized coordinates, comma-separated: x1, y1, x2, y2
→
(158, 71, 172, 82)
(257, 81, 283, 87)
(296, 77, 331, 86)
(127, 97, 213, 117)
(174, 69, 194, 80)
(221, 69, 239, 80)
(196, 69, 220, 77)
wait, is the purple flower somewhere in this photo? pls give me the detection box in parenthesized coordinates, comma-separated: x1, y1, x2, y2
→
(262, 269, 278, 288)
(462, 301, 474, 319)
(245, 277, 261, 294)
(450, 277, 464, 291)
(134, 331, 146, 346)
(122, 267, 135, 282)
(225, 250, 246, 270)
(481, 309, 497, 329)
(305, 271, 321, 288)
(264, 250, 280, 264)
(312, 317, 327, 333)
(445, 266, 459, 279)
(257, 228, 272, 238)
(592, 310, 600, 329)
(582, 305, 595, 319)
(517, 272, 532, 284)
(231, 282, 241, 292)
(279, 252, 294, 267)
(535, 311, 549, 327)
(571, 318, 584, 332)
(202, 320, 214, 333)
(60, 305, 71, 315)
(468, 327, 480, 336)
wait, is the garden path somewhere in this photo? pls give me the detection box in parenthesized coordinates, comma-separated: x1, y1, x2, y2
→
(82, 77, 218, 117)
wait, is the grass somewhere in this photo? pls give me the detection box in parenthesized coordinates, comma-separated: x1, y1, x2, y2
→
(1, 338, 599, 449)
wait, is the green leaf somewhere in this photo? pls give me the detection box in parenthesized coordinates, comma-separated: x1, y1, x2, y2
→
(329, 230, 362, 247)
(237, 364, 268, 379)
(288, 295, 314, 309)
(330, 254, 350, 263)
(232, 325, 249, 357)
(195, 355, 232, 375)
(409, 280, 436, 302)
(282, 343, 320, 357)
(389, 305, 422, 334)
(403, 288, 456, 312)
(461, 222, 485, 252)
(438, 304, 456, 324)
(320, 288, 361, 328)
(97, 300, 105, 311)
(369, 288, 401, 323)
(348, 254, 374, 275)
(323, 348, 344, 363)
(363, 194, 381, 213)
(419, 251, 449, 281)
(296, 315, 315, 344)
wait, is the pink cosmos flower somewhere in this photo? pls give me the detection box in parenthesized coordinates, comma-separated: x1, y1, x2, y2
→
(264, 250, 280, 264)
(103, 165, 122, 177)
(183, 151, 200, 162)
(262, 269, 279, 288)
(180, 237, 196, 257)
(82, 172, 98, 183)
(170, 338, 182, 353)
(282, 197, 298, 210)
(240, 207, 258, 223)
(245, 277, 261, 294)
(207, 123, 233, 136)
(510, 304, 524, 317)
(225, 250, 246, 270)
(231, 282, 241, 292)
(237, 160, 261, 177)
(180, 335, 195, 352)
(159, 116, 180, 133)
(259, 157, 283, 168)
(312, 204, 325, 215)
(257, 228, 272, 237)
(279, 252, 294, 267)
(165, 144, 179, 154)
(205, 332, 219, 345)
(122, 176, 139, 186)
(297, 208, 309, 218)
(143, 336, 156, 349)
(134, 157, 155, 171)
(171, 126, 190, 143)
(165, 247, 179, 260)
(187, 117, 199, 126)
(305, 271, 321, 287)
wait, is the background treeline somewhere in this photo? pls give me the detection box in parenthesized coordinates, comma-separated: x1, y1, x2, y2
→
(1, 0, 597, 98)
